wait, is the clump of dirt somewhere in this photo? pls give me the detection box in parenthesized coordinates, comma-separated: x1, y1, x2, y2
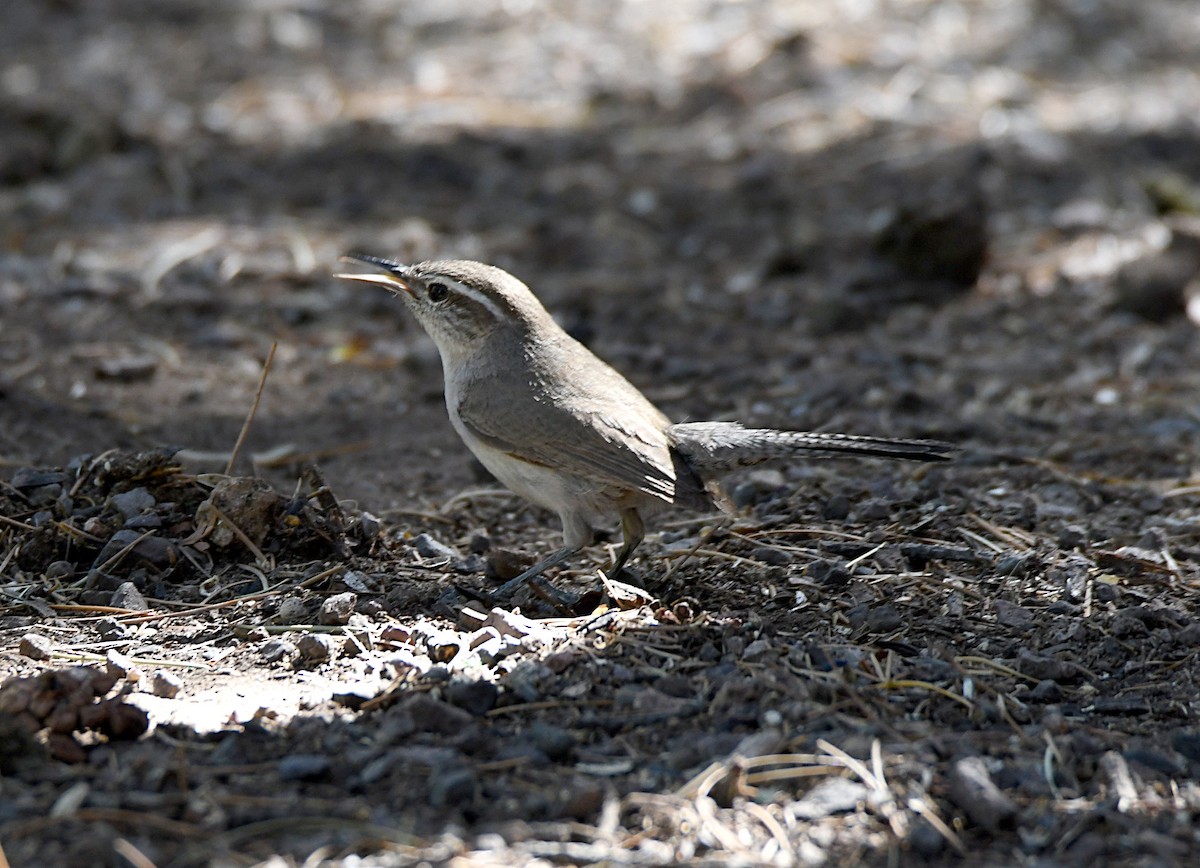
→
(2, 450, 359, 610)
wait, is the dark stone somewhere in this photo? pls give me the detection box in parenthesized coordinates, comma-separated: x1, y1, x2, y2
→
(278, 754, 331, 781)
(445, 679, 498, 716)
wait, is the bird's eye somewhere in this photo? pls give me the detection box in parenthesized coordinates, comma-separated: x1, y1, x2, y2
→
(427, 282, 449, 303)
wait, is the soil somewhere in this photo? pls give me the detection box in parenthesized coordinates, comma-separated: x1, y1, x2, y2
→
(3, 1, 1200, 866)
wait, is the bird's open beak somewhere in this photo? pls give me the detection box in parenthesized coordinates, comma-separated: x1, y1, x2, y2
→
(334, 253, 414, 296)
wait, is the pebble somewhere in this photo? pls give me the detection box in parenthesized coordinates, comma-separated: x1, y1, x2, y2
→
(96, 618, 129, 641)
(357, 512, 381, 541)
(1028, 679, 1063, 703)
(105, 650, 141, 682)
(992, 600, 1033, 629)
(92, 529, 175, 569)
(275, 597, 307, 624)
(319, 591, 357, 625)
(1057, 525, 1087, 549)
(865, 603, 902, 633)
(429, 767, 476, 807)
(1124, 748, 1185, 778)
(806, 559, 849, 586)
(857, 499, 891, 521)
(527, 722, 575, 761)
(110, 581, 147, 611)
(95, 355, 158, 381)
(908, 819, 946, 857)
(261, 638, 299, 663)
(742, 638, 774, 662)
(10, 468, 66, 489)
(151, 670, 183, 699)
(19, 633, 53, 660)
(109, 487, 155, 519)
(1170, 731, 1200, 764)
(790, 777, 868, 820)
(45, 560, 75, 581)
(341, 570, 374, 593)
(444, 679, 498, 716)
(750, 546, 792, 566)
(1016, 649, 1083, 684)
(296, 633, 335, 662)
(414, 533, 460, 560)
(947, 756, 1017, 833)
(823, 493, 851, 520)
(278, 754, 331, 781)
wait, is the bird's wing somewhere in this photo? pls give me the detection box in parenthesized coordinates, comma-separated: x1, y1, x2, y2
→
(455, 380, 678, 504)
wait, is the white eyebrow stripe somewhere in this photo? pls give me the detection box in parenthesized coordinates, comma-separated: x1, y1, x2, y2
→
(450, 280, 505, 321)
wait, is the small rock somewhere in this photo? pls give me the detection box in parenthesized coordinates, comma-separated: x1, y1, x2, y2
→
(1016, 649, 1084, 684)
(331, 682, 378, 709)
(823, 493, 851, 520)
(1124, 749, 1185, 778)
(947, 756, 1017, 833)
(414, 533, 460, 561)
(995, 552, 1038, 577)
(742, 638, 775, 662)
(790, 777, 868, 820)
(95, 355, 159, 382)
(1170, 731, 1200, 764)
(1110, 614, 1149, 638)
(19, 633, 52, 661)
(560, 782, 604, 820)
(398, 693, 475, 735)
(319, 592, 357, 626)
(357, 512, 381, 541)
(92, 529, 176, 570)
(1028, 679, 1063, 703)
(750, 546, 792, 566)
(908, 819, 946, 857)
(96, 618, 128, 641)
(45, 561, 75, 581)
(429, 767, 476, 807)
(993, 600, 1033, 630)
(109, 487, 155, 520)
(1089, 695, 1150, 716)
(806, 559, 850, 586)
(261, 638, 298, 663)
(528, 722, 575, 761)
(151, 671, 183, 699)
(358, 598, 385, 618)
(865, 604, 902, 633)
(275, 597, 307, 624)
(341, 570, 374, 593)
(1057, 525, 1087, 549)
(10, 468, 67, 489)
(110, 582, 147, 611)
(105, 650, 141, 682)
(445, 679, 498, 716)
(857, 499, 891, 521)
(278, 754, 331, 781)
(296, 633, 335, 662)
(124, 514, 162, 529)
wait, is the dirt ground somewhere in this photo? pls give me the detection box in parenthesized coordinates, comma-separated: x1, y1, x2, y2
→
(3, 1, 1200, 865)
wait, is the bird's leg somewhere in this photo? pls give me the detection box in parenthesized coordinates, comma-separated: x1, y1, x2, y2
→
(607, 507, 645, 578)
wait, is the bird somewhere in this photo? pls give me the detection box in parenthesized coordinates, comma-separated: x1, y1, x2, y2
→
(336, 255, 955, 597)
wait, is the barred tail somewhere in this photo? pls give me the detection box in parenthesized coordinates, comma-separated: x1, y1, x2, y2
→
(669, 421, 956, 473)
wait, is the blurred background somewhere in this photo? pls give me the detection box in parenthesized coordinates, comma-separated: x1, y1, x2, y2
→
(2, 0, 1199, 508)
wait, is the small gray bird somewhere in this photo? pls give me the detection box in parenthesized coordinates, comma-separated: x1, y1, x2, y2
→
(337, 255, 954, 594)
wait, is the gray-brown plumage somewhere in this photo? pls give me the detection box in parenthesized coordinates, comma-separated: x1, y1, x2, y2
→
(337, 255, 955, 592)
